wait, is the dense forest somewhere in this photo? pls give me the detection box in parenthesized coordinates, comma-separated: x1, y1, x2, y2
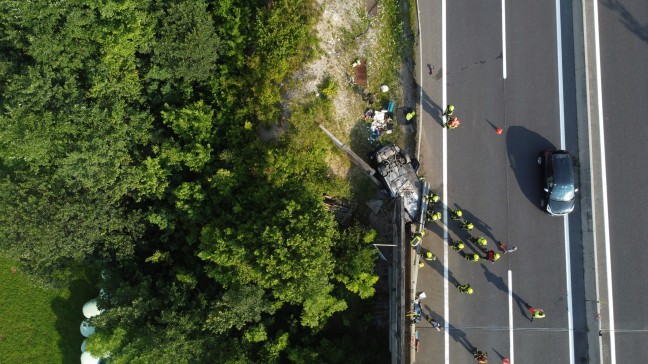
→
(0, 0, 387, 362)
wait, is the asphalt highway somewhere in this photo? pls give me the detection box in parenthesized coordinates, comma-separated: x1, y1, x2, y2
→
(413, 0, 593, 362)
(597, 0, 648, 361)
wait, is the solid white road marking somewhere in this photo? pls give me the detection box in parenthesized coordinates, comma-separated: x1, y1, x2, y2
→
(501, 0, 507, 79)
(592, 0, 616, 361)
(554, 0, 575, 362)
(508, 270, 514, 364)
(416, 0, 423, 161)
(442, 0, 449, 363)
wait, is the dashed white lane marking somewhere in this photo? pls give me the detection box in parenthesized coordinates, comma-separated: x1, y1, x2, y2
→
(502, 0, 507, 79)
(508, 270, 514, 364)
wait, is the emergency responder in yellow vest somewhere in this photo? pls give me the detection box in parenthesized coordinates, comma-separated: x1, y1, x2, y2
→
(410, 231, 425, 247)
(452, 240, 465, 252)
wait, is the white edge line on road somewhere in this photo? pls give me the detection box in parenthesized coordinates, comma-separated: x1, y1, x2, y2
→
(555, 1, 574, 363)
(501, 0, 507, 79)
(416, 0, 423, 161)
(592, 0, 616, 362)
(442, 0, 449, 363)
(508, 270, 514, 364)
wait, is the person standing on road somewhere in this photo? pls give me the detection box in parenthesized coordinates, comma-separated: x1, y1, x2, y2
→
(486, 250, 500, 263)
(443, 104, 455, 117)
(456, 283, 473, 294)
(410, 231, 425, 247)
(526, 304, 546, 322)
(427, 210, 441, 222)
(424, 314, 442, 331)
(424, 192, 440, 204)
(451, 208, 463, 221)
(464, 253, 480, 262)
(473, 236, 487, 246)
(451, 240, 465, 252)
(406, 111, 416, 121)
(429, 319, 441, 331)
(499, 242, 518, 253)
(461, 221, 474, 231)
(424, 251, 436, 261)
(444, 117, 460, 129)
(473, 350, 488, 363)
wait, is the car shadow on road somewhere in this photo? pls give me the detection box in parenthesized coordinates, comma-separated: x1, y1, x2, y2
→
(505, 126, 556, 210)
(480, 264, 531, 320)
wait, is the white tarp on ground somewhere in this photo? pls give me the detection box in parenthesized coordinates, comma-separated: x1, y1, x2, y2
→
(80, 319, 96, 337)
(83, 299, 103, 318)
(80, 351, 100, 364)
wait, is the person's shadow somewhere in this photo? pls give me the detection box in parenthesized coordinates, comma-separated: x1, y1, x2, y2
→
(430, 259, 461, 287)
(480, 264, 531, 320)
(448, 324, 476, 353)
(451, 203, 498, 244)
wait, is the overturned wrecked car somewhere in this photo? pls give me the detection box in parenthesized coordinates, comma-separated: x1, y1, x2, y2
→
(368, 144, 421, 221)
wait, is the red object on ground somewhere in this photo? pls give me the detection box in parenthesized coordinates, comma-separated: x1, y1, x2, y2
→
(503, 358, 510, 364)
(496, 128, 503, 134)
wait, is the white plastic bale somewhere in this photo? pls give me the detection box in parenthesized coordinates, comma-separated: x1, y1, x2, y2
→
(80, 351, 100, 364)
(82, 299, 103, 318)
(80, 319, 96, 337)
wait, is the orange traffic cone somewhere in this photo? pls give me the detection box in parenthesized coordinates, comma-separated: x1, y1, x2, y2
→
(496, 128, 503, 135)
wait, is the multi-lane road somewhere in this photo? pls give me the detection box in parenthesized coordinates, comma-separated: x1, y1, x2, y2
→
(412, 0, 647, 363)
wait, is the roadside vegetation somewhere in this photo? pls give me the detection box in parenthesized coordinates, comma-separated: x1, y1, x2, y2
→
(0, 256, 95, 363)
(0, 0, 411, 362)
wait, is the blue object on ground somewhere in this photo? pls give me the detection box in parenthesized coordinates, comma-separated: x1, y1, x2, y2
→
(387, 101, 395, 113)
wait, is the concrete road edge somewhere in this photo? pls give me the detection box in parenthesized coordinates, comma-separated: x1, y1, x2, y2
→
(574, 0, 613, 363)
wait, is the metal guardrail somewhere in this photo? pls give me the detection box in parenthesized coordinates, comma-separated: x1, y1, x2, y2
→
(390, 181, 428, 364)
(389, 197, 406, 364)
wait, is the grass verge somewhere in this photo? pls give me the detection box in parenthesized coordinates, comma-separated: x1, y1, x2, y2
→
(0, 254, 96, 363)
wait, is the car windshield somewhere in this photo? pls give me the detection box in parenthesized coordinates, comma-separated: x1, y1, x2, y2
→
(550, 184, 575, 202)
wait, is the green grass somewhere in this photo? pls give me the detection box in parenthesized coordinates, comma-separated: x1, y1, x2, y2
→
(0, 255, 96, 363)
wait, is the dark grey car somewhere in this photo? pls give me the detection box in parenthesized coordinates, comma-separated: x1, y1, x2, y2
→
(537, 150, 577, 216)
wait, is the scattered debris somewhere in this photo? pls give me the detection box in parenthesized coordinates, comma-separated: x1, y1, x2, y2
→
(323, 194, 357, 226)
(353, 59, 368, 86)
(366, 199, 384, 214)
(365, 108, 395, 143)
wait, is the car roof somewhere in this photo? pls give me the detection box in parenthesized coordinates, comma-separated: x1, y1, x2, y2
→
(551, 153, 574, 185)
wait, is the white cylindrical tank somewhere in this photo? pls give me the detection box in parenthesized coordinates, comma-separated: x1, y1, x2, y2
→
(80, 319, 96, 337)
(80, 351, 100, 364)
(82, 299, 103, 318)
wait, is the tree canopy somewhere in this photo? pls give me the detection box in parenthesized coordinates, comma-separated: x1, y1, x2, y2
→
(0, 0, 384, 362)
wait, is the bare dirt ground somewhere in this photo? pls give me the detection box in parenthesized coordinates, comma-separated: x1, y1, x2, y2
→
(288, 0, 416, 180)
